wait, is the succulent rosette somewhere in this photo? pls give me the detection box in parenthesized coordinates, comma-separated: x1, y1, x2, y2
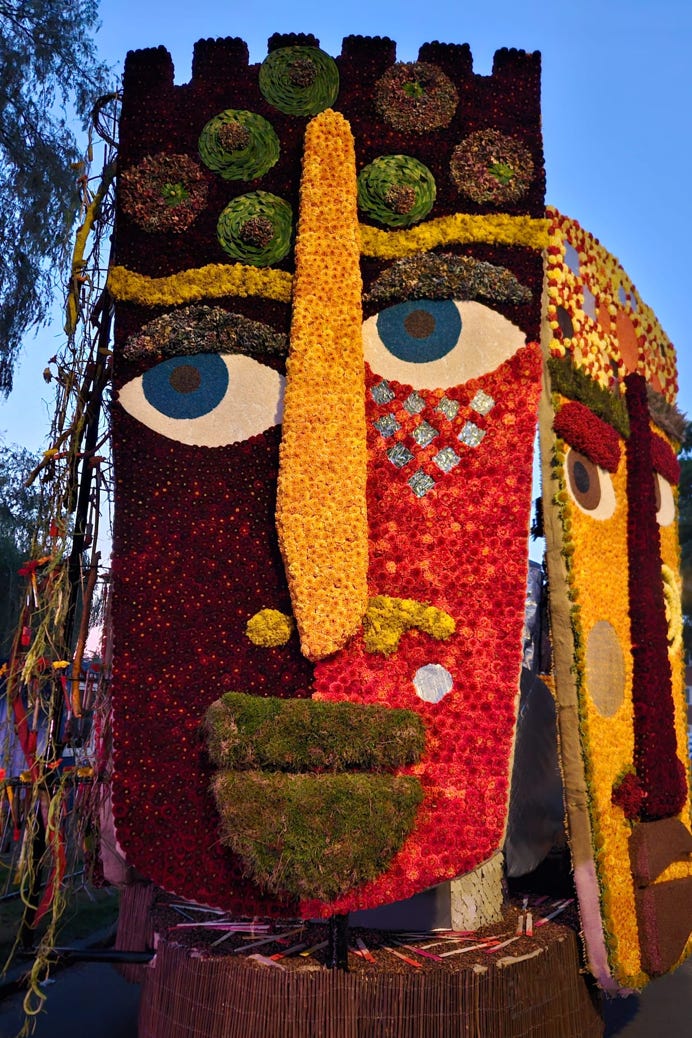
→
(375, 62, 458, 133)
(198, 110, 280, 181)
(451, 129, 534, 206)
(216, 191, 293, 266)
(357, 155, 436, 228)
(259, 45, 339, 116)
(119, 153, 209, 232)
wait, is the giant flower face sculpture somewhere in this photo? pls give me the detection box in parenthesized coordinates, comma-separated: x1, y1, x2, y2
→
(110, 35, 545, 917)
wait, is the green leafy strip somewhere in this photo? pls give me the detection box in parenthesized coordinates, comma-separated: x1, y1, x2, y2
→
(204, 691, 426, 772)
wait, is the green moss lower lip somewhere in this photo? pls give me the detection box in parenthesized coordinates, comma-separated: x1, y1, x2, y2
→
(211, 770, 423, 901)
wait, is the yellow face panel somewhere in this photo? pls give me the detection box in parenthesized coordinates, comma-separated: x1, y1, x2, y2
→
(559, 438, 639, 978)
(542, 211, 692, 991)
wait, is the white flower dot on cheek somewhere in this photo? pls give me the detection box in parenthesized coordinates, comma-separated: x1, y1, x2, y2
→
(413, 664, 453, 704)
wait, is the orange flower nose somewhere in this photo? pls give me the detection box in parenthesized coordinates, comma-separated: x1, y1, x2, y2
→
(275, 110, 369, 661)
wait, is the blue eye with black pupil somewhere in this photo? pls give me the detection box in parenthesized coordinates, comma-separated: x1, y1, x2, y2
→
(375, 300, 461, 364)
(142, 354, 229, 420)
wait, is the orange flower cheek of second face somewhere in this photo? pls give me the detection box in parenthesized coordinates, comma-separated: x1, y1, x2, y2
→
(561, 452, 643, 979)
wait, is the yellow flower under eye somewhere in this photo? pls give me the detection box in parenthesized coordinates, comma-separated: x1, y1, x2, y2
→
(661, 563, 682, 657)
(107, 262, 292, 306)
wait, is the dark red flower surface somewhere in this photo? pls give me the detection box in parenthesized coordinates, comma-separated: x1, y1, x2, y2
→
(111, 417, 312, 912)
(110, 33, 546, 914)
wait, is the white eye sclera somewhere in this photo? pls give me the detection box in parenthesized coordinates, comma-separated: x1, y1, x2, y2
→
(655, 472, 675, 528)
(118, 353, 285, 446)
(362, 299, 526, 390)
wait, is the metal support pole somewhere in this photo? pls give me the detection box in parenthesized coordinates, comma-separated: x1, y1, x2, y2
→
(327, 913, 349, 971)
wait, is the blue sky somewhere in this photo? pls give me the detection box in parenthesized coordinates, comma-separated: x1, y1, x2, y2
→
(2, 0, 691, 449)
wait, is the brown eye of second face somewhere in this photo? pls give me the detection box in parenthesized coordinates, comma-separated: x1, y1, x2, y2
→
(567, 450, 601, 510)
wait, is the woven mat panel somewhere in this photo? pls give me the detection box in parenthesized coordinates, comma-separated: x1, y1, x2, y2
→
(138, 930, 603, 1038)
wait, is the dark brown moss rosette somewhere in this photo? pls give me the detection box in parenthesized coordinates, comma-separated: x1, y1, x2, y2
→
(119, 153, 209, 233)
(204, 692, 426, 772)
(123, 305, 288, 362)
(216, 191, 293, 266)
(365, 252, 532, 307)
(357, 155, 436, 228)
(259, 45, 339, 116)
(211, 771, 423, 901)
(198, 110, 280, 181)
(374, 61, 458, 133)
(450, 129, 534, 206)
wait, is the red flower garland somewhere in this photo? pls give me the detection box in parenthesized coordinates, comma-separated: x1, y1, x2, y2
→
(553, 400, 621, 472)
(650, 432, 680, 485)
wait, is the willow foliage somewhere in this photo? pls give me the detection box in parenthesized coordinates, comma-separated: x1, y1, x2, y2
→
(0, 1, 110, 393)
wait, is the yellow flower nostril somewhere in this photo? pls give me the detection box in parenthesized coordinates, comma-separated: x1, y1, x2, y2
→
(245, 608, 295, 647)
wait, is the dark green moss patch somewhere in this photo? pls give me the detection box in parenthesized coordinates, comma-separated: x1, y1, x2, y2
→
(211, 771, 423, 901)
(203, 692, 426, 772)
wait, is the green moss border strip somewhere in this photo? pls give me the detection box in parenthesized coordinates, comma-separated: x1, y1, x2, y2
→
(204, 692, 426, 772)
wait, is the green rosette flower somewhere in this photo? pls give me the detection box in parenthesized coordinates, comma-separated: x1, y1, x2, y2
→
(198, 110, 280, 181)
(217, 191, 293, 266)
(259, 46, 339, 116)
(357, 155, 436, 228)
